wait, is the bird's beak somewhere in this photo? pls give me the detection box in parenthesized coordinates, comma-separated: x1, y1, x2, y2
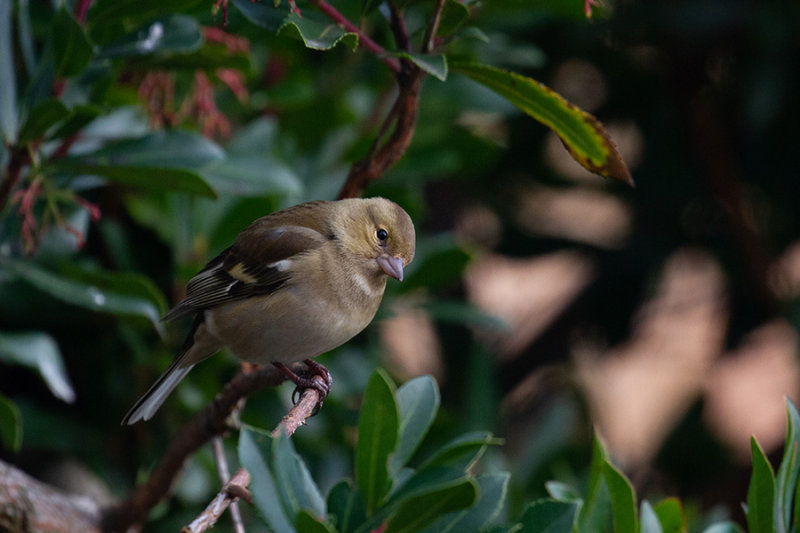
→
(377, 254, 405, 281)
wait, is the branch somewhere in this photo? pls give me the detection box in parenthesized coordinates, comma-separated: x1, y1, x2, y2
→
(212, 437, 246, 533)
(271, 374, 327, 437)
(101, 366, 286, 532)
(181, 469, 252, 533)
(421, 0, 446, 53)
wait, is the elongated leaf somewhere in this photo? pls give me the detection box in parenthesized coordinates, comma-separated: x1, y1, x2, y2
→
(88, 0, 204, 29)
(0, 394, 22, 451)
(201, 156, 303, 197)
(50, 7, 93, 78)
(355, 369, 399, 515)
(98, 15, 203, 58)
(437, 0, 470, 37)
(18, 99, 70, 144)
(653, 498, 686, 533)
(604, 460, 637, 533)
(422, 472, 510, 533)
(327, 481, 366, 533)
(272, 428, 326, 519)
(384, 478, 478, 533)
(296, 510, 337, 533)
(776, 398, 800, 533)
(0, 0, 17, 144)
(50, 105, 104, 141)
(640, 501, 663, 533)
(0, 331, 75, 403)
(398, 53, 448, 81)
(420, 431, 501, 471)
(451, 62, 632, 185)
(545, 481, 581, 503)
(16, 0, 36, 74)
(1, 259, 167, 329)
(238, 427, 295, 533)
(387, 465, 467, 507)
(747, 436, 776, 533)
(279, 13, 358, 51)
(577, 435, 612, 532)
(519, 499, 579, 533)
(390, 375, 440, 474)
(53, 163, 216, 198)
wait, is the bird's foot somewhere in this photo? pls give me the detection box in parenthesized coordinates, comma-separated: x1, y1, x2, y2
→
(273, 359, 332, 415)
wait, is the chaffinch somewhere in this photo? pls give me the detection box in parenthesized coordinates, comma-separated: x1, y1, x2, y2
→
(122, 197, 415, 424)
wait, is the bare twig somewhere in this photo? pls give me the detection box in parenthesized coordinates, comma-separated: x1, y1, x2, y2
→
(212, 437, 246, 533)
(387, 1, 410, 52)
(271, 374, 327, 437)
(181, 469, 252, 533)
(421, 0, 446, 53)
(101, 366, 286, 532)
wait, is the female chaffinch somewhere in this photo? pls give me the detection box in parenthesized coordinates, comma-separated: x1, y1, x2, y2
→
(122, 197, 415, 424)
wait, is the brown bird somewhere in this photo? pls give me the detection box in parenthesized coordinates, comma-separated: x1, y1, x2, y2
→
(122, 197, 415, 424)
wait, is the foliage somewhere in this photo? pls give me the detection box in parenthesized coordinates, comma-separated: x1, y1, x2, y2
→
(1, 0, 800, 531)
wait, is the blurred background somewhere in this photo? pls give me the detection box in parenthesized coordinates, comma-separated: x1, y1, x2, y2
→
(2, 0, 800, 530)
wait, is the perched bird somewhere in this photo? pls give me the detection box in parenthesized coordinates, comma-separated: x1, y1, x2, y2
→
(122, 197, 415, 425)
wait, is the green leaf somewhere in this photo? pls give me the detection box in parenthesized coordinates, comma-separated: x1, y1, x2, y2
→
(355, 369, 399, 515)
(398, 53, 448, 81)
(0, 393, 22, 451)
(450, 62, 632, 186)
(98, 15, 203, 58)
(776, 398, 800, 533)
(50, 7, 93, 78)
(604, 460, 637, 533)
(384, 478, 478, 533)
(279, 13, 359, 51)
(420, 431, 501, 471)
(640, 501, 662, 533)
(652, 498, 686, 533)
(272, 428, 326, 519)
(18, 99, 70, 144)
(390, 375, 441, 474)
(545, 481, 581, 502)
(296, 510, 337, 533)
(88, 0, 204, 30)
(16, 0, 36, 75)
(49, 105, 104, 141)
(421, 472, 510, 533)
(0, 331, 75, 403)
(201, 156, 303, 197)
(701, 524, 745, 533)
(231, 0, 286, 31)
(387, 465, 467, 507)
(747, 436, 776, 533)
(519, 499, 579, 533)
(327, 480, 366, 533)
(437, 0, 471, 37)
(0, 0, 18, 143)
(238, 426, 295, 533)
(577, 435, 612, 532)
(1, 259, 167, 330)
(54, 164, 217, 198)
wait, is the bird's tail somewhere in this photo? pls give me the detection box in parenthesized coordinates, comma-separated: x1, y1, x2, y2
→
(121, 360, 195, 425)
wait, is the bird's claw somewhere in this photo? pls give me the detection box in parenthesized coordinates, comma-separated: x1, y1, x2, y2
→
(274, 359, 332, 416)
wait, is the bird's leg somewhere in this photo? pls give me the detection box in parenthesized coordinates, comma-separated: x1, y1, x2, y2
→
(272, 360, 332, 414)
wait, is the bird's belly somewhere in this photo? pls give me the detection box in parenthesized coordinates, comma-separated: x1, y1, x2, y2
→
(203, 290, 374, 365)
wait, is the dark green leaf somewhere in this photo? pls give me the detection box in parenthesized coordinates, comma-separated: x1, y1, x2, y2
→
(50, 8, 93, 78)
(386, 466, 466, 507)
(776, 398, 800, 533)
(390, 375, 440, 474)
(238, 426, 295, 533)
(98, 15, 203, 58)
(272, 428, 326, 519)
(437, 0, 470, 37)
(16, 0, 36, 74)
(450, 62, 633, 186)
(577, 435, 612, 532)
(384, 478, 478, 533)
(604, 460, 637, 533)
(88, 0, 204, 30)
(420, 431, 501, 471)
(545, 481, 581, 503)
(231, 0, 286, 31)
(18, 99, 70, 144)
(54, 164, 216, 198)
(653, 498, 686, 533)
(398, 53, 448, 81)
(355, 369, 399, 515)
(296, 510, 337, 533)
(201, 156, 303, 197)
(640, 501, 663, 533)
(0, 331, 75, 403)
(0, 0, 17, 143)
(422, 472, 510, 533)
(404, 239, 471, 291)
(519, 499, 579, 533)
(327, 481, 366, 533)
(0, 394, 22, 451)
(279, 13, 358, 51)
(747, 436, 776, 533)
(1, 259, 167, 329)
(49, 105, 104, 141)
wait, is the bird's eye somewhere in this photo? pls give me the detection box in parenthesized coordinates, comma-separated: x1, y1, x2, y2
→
(376, 228, 388, 241)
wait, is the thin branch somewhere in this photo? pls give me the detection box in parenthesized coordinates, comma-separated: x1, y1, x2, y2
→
(101, 366, 286, 532)
(387, 1, 410, 52)
(310, 0, 401, 73)
(421, 0, 446, 53)
(271, 374, 327, 437)
(212, 437, 246, 533)
(181, 469, 252, 533)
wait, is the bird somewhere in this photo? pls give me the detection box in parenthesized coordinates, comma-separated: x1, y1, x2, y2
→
(122, 197, 415, 425)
